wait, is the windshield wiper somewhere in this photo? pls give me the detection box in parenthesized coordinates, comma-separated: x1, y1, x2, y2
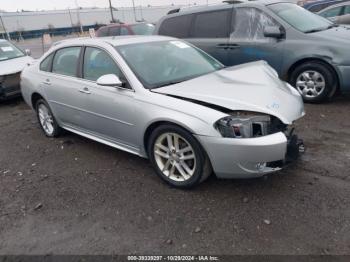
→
(304, 24, 338, 33)
(153, 80, 185, 89)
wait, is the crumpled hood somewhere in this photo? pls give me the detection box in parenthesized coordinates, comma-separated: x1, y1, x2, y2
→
(0, 56, 34, 76)
(154, 61, 305, 124)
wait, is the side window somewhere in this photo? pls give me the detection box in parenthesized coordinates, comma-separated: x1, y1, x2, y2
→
(109, 26, 120, 36)
(158, 15, 193, 38)
(120, 26, 130, 35)
(97, 27, 108, 37)
(320, 6, 343, 18)
(344, 5, 350, 14)
(231, 8, 279, 41)
(310, 3, 328, 12)
(52, 47, 81, 77)
(40, 53, 54, 72)
(83, 47, 122, 81)
(192, 10, 230, 38)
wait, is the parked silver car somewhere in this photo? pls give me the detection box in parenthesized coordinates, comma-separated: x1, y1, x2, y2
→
(0, 39, 33, 100)
(21, 36, 305, 188)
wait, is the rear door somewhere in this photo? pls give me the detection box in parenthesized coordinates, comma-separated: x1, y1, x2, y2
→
(42, 46, 88, 128)
(187, 8, 232, 65)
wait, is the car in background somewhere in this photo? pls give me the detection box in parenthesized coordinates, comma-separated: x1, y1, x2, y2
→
(20, 36, 304, 188)
(303, 0, 348, 12)
(317, 1, 350, 24)
(0, 39, 33, 101)
(155, 0, 350, 103)
(96, 22, 155, 37)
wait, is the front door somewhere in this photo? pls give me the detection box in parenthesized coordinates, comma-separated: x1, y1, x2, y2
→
(78, 46, 139, 150)
(228, 7, 285, 73)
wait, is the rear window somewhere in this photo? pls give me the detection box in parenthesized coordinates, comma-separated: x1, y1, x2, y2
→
(192, 10, 231, 38)
(52, 47, 81, 77)
(158, 14, 193, 38)
(130, 23, 155, 35)
(97, 27, 108, 37)
(109, 26, 120, 36)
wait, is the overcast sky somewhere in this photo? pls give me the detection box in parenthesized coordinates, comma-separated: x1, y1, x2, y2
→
(0, 0, 223, 12)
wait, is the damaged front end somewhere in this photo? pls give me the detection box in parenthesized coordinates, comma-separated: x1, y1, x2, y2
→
(194, 110, 305, 178)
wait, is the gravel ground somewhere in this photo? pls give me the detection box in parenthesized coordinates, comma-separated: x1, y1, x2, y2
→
(0, 95, 350, 255)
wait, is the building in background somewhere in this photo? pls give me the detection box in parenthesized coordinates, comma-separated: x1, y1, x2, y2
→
(0, 5, 180, 39)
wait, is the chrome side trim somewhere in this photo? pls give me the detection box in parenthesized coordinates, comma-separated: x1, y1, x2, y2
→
(61, 124, 142, 157)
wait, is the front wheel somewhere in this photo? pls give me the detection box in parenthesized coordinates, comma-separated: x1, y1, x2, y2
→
(289, 61, 337, 103)
(148, 124, 212, 188)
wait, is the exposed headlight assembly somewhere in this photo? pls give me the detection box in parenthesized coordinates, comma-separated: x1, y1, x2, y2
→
(215, 112, 271, 138)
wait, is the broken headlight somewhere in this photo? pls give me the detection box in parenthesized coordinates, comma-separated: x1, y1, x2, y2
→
(215, 112, 271, 138)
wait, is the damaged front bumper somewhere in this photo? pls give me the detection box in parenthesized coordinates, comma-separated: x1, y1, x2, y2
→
(195, 131, 304, 179)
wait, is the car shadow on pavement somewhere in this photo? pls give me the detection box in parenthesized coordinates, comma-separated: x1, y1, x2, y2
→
(0, 97, 23, 107)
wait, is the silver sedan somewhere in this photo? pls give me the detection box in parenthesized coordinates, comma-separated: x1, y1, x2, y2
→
(21, 36, 305, 188)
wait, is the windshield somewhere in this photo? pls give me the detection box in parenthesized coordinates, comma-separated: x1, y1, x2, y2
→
(0, 41, 25, 61)
(269, 3, 333, 33)
(130, 23, 155, 35)
(116, 40, 223, 89)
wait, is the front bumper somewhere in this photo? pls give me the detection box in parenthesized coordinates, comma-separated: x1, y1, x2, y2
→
(195, 132, 303, 179)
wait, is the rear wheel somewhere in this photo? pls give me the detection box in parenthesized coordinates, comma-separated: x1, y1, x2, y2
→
(36, 99, 62, 137)
(148, 124, 211, 188)
(289, 61, 337, 103)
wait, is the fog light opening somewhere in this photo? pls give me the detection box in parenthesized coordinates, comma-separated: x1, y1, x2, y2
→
(256, 162, 267, 171)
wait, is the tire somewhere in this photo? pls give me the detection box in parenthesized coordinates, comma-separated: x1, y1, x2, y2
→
(148, 124, 212, 189)
(289, 61, 337, 103)
(35, 99, 62, 137)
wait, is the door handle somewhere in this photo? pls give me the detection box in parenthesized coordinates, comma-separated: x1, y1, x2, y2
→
(79, 87, 91, 94)
(216, 43, 240, 50)
(216, 43, 229, 50)
(227, 44, 240, 49)
(42, 79, 51, 85)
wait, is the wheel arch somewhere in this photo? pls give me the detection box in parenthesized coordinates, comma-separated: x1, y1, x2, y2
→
(143, 119, 207, 158)
(31, 92, 44, 109)
(287, 58, 339, 89)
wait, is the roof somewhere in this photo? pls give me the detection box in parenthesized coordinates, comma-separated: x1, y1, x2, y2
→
(53, 35, 175, 48)
(171, 0, 293, 15)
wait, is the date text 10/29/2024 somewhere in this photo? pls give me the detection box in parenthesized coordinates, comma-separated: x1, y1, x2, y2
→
(127, 256, 219, 261)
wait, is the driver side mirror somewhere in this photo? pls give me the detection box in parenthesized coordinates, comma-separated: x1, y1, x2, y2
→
(263, 26, 284, 39)
(97, 74, 124, 88)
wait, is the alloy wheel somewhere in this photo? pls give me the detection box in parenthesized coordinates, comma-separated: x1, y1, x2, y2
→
(295, 70, 326, 98)
(153, 132, 196, 182)
(38, 103, 55, 136)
